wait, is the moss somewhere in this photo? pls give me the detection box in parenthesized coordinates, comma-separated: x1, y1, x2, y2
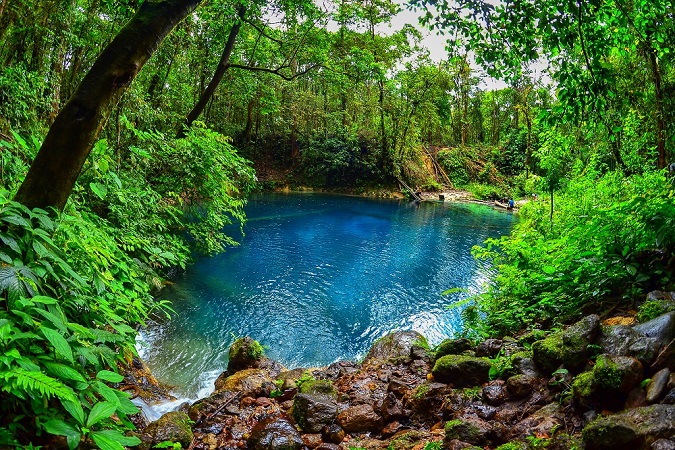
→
(444, 419, 482, 443)
(571, 371, 595, 399)
(495, 442, 528, 450)
(412, 383, 430, 399)
(387, 430, 429, 450)
(637, 299, 675, 322)
(593, 355, 623, 390)
(297, 378, 336, 397)
(432, 354, 491, 386)
(413, 337, 431, 351)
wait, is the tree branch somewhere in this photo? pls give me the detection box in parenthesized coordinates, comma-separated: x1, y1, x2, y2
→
(228, 63, 320, 80)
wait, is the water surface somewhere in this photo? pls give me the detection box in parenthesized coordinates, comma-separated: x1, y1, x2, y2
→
(138, 193, 514, 399)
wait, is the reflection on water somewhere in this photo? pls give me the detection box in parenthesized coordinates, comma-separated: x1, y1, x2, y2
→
(138, 193, 515, 399)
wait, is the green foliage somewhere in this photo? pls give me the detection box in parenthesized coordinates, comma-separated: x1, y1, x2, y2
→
(637, 299, 675, 322)
(470, 169, 675, 335)
(299, 134, 378, 187)
(0, 190, 160, 447)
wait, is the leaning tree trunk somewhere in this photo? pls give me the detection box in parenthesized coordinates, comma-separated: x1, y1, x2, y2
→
(178, 4, 246, 138)
(14, 0, 202, 211)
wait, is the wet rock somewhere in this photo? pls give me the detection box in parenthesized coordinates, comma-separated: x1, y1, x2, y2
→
(511, 355, 541, 377)
(302, 433, 323, 448)
(435, 338, 474, 359)
(475, 339, 503, 358)
(646, 368, 670, 403)
(188, 390, 239, 423)
(511, 403, 562, 440)
(599, 325, 660, 365)
(482, 381, 508, 406)
(387, 430, 433, 450)
(248, 417, 303, 450)
(292, 393, 338, 433)
(582, 404, 675, 449)
(315, 444, 341, 450)
(634, 312, 675, 347)
(651, 439, 675, 450)
(663, 389, 675, 404)
(364, 331, 426, 367)
(473, 404, 496, 420)
(506, 374, 537, 398)
(431, 355, 491, 387)
(142, 411, 193, 449)
(625, 387, 648, 409)
(227, 337, 266, 373)
(670, 373, 675, 390)
(380, 392, 405, 421)
(298, 378, 337, 397)
(381, 421, 405, 437)
(593, 354, 643, 393)
(321, 424, 345, 444)
(276, 368, 307, 391)
(214, 368, 275, 397)
(388, 377, 410, 397)
(337, 404, 383, 433)
(532, 314, 600, 373)
(444, 439, 481, 450)
(444, 417, 491, 446)
(548, 433, 585, 450)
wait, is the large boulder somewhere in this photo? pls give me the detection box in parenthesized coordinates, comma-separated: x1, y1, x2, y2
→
(291, 394, 338, 433)
(248, 417, 303, 450)
(532, 315, 600, 373)
(432, 355, 491, 387)
(336, 404, 383, 433)
(142, 411, 193, 449)
(598, 324, 660, 366)
(634, 312, 675, 348)
(214, 368, 275, 397)
(444, 417, 492, 446)
(363, 330, 427, 367)
(435, 338, 474, 359)
(582, 404, 675, 449)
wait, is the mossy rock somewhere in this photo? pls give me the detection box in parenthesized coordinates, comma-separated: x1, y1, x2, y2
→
(593, 354, 642, 393)
(444, 418, 489, 446)
(432, 355, 491, 387)
(297, 378, 337, 397)
(582, 404, 675, 449)
(142, 411, 193, 450)
(532, 315, 600, 373)
(435, 338, 473, 359)
(387, 431, 433, 450)
(228, 337, 265, 373)
(364, 330, 425, 367)
(572, 371, 596, 400)
(494, 442, 528, 450)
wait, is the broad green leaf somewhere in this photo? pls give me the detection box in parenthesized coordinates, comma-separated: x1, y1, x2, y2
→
(86, 401, 117, 427)
(41, 328, 74, 363)
(90, 430, 141, 450)
(43, 419, 81, 450)
(44, 362, 86, 383)
(61, 397, 85, 425)
(96, 370, 124, 383)
(89, 182, 108, 200)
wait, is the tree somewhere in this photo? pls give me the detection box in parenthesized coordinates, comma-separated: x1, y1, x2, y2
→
(13, 0, 202, 211)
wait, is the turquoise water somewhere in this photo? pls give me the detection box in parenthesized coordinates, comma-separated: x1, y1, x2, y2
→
(138, 193, 515, 399)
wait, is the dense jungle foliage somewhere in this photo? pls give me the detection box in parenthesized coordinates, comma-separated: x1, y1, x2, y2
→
(0, 0, 674, 447)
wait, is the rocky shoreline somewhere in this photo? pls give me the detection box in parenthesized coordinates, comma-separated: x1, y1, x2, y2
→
(129, 299, 675, 450)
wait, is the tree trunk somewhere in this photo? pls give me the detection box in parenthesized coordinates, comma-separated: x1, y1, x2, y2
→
(14, 0, 202, 211)
(178, 4, 246, 137)
(647, 48, 667, 169)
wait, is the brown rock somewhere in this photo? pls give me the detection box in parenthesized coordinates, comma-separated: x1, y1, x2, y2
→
(321, 424, 345, 444)
(482, 381, 508, 406)
(380, 392, 405, 421)
(337, 404, 384, 433)
(507, 374, 537, 398)
(475, 339, 503, 357)
(256, 397, 272, 407)
(315, 444, 341, 450)
(445, 440, 477, 450)
(646, 368, 671, 403)
(624, 387, 648, 409)
(302, 434, 323, 448)
(215, 368, 275, 397)
(381, 421, 405, 438)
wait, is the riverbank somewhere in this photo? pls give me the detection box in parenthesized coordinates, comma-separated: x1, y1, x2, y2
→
(129, 299, 675, 450)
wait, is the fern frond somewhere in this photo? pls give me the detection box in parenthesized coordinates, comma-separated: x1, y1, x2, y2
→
(0, 369, 75, 401)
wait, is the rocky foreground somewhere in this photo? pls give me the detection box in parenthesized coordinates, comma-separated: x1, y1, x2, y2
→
(130, 307, 675, 450)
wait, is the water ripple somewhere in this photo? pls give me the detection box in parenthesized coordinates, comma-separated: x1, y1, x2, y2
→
(139, 194, 515, 399)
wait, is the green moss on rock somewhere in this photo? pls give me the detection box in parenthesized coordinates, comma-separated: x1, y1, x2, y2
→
(432, 355, 491, 387)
